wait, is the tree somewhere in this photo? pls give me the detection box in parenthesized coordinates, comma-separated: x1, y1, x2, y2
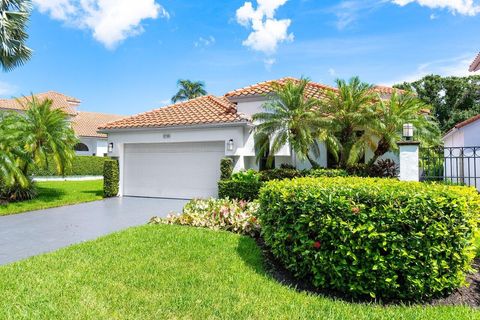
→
(0, 0, 33, 71)
(171, 79, 207, 103)
(15, 96, 78, 176)
(394, 75, 480, 132)
(366, 92, 441, 166)
(0, 112, 27, 187)
(317, 77, 377, 168)
(253, 78, 322, 168)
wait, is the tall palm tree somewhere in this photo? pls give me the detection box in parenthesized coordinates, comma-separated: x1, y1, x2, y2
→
(253, 78, 322, 168)
(16, 96, 78, 176)
(0, 0, 33, 71)
(366, 91, 440, 166)
(171, 80, 207, 103)
(317, 77, 377, 168)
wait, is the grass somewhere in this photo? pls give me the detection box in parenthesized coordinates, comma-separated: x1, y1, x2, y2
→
(0, 180, 104, 216)
(0, 224, 477, 319)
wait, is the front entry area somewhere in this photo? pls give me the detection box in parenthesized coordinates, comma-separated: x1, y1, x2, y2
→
(123, 142, 225, 199)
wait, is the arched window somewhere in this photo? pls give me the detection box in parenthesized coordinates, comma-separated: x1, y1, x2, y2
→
(74, 143, 89, 152)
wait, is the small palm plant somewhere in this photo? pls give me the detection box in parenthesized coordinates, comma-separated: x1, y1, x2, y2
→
(17, 96, 78, 176)
(171, 79, 207, 103)
(0, 112, 27, 187)
(253, 78, 322, 168)
(317, 77, 377, 168)
(367, 91, 440, 166)
(0, 0, 33, 71)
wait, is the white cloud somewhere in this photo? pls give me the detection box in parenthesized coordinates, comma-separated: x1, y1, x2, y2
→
(194, 36, 215, 48)
(332, 1, 386, 30)
(0, 81, 17, 96)
(391, 0, 480, 16)
(328, 68, 336, 76)
(236, 0, 294, 55)
(381, 54, 474, 86)
(33, 0, 169, 48)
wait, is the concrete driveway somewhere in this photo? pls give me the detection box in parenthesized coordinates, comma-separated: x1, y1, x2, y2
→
(0, 197, 187, 265)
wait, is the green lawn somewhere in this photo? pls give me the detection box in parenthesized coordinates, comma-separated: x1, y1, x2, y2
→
(0, 180, 104, 216)
(0, 224, 477, 319)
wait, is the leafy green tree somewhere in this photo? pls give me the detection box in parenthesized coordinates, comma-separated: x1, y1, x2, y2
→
(15, 96, 78, 176)
(394, 75, 480, 132)
(366, 92, 441, 166)
(317, 77, 377, 168)
(0, 0, 33, 71)
(0, 112, 28, 187)
(253, 78, 322, 168)
(171, 80, 207, 103)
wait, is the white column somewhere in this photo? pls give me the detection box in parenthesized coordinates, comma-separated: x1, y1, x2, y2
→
(233, 155, 245, 172)
(398, 141, 420, 182)
(118, 143, 124, 197)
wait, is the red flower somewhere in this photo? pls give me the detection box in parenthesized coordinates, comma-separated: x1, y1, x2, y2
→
(313, 241, 321, 249)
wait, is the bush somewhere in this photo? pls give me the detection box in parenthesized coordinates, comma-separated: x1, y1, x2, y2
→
(103, 159, 119, 198)
(260, 168, 303, 182)
(369, 159, 398, 178)
(150, 198, 260, 236)
(304, 168, 348, 178)
(257, 177, 480, 300)
(31, 156, 108, 176)
(0, 178, 37, 202)
(218, 180, 263, 202)
(220, 158, 234, 180)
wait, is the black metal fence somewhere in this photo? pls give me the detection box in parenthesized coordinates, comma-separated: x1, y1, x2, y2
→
(420, 146, 480, 190)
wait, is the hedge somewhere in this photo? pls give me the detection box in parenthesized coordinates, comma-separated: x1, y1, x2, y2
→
(103, 159, 119, 198)
(31, 156, 108, 176)
(257, 177, 480, 300)
(220, 158, 234, 180)
(218, 168, 348, 201)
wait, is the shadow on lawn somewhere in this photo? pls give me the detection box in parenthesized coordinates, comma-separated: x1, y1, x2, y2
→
(81, 189, 103, 197)
(236, 236, 480, 307)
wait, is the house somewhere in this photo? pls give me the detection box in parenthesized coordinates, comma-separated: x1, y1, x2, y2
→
(0, 91, 123, 157)
(442, 115, 480, 190)
(469, 53, 480, 72)
(99, 77, 399, 199)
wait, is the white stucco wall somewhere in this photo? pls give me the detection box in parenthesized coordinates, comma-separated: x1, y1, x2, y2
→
(399, 143, 420, 181)
(77, 137, 108, 157)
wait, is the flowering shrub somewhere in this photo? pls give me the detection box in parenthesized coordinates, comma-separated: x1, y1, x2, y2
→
(150, 198, 260, 236)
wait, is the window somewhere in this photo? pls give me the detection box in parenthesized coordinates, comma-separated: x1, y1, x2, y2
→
(74, 143, 89, 152)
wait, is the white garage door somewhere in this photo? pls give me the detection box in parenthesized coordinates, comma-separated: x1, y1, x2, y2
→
(123, 142, 225, 199)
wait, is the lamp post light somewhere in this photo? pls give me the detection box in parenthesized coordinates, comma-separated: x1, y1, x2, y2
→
(403, 123, 414, 141)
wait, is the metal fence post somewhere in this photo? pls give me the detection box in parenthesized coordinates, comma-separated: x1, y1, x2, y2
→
(398, 141, 420, 182)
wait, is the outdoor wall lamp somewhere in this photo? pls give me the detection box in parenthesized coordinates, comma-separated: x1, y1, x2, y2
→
(108, 142, 114, 153)
(403, 123, 414, 141)
(227, 139, 234, 151)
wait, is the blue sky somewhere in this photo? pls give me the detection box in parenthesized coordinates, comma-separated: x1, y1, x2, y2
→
(0, 0, 479, 115)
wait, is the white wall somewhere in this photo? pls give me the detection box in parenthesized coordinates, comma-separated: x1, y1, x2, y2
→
(77, 137, 108, 157)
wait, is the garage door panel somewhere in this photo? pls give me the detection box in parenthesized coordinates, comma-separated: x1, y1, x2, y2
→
(123, 142, 224, 199)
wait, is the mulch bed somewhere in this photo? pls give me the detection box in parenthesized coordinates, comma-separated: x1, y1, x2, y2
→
(255, 237, 480, 308)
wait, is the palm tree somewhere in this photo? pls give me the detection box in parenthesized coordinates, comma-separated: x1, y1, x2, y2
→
(253, 78, 322, 168)
(366, 91, 440, 166)
(317, 77, 377, 168)
(16, 96, 78, 176)
(0, 0, 33, 71)
(171, 80, 207, 103)
(0, 112, 27, 187)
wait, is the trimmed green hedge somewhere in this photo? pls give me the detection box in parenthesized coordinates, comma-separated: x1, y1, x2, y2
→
(257, 177, 480, 300)
(220, 158, 234, 180)
(103, 160, 119, 198)
(218, 168, 348, 201)
(31, 156, 108, 176)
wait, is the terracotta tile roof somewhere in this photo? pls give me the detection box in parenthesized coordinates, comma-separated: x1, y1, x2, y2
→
(0, 91, 80, 115)
(99, 95, 248, 130)
(225, 77, 400, 99)
(453, 114, 480, 130)
(72, 111, 125, 138)
(469, 52, 480, 72)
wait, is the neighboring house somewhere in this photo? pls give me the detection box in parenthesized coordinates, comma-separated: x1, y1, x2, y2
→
(443, 115, 480, 190)
(469, 53, 480, 72)
(99, 77, 399, 199)
(0, 91, 123, 157)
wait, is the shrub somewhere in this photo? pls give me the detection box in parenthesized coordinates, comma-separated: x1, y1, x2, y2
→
(0, 178, 37, 202)
(150, 198, 260, 236)
(218, 180, 263, 202)
(368, 159, 398, 178)
(257, 177, 480, 300)
(304, 168, 348, 178)
(231, 169, 261, 183)
(31, 156, 108, 176)
(220, 158, 234, 180)
(260, 168, 302, 182)
(103, 159, 119, 198)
